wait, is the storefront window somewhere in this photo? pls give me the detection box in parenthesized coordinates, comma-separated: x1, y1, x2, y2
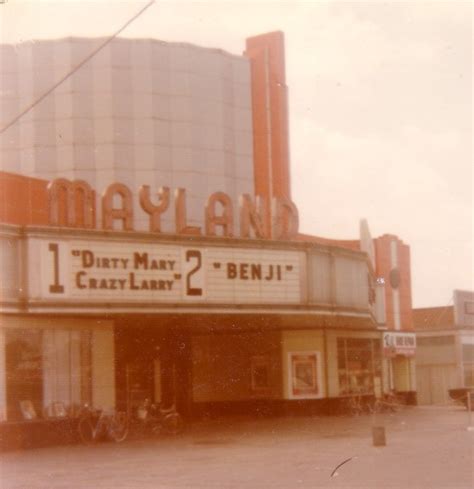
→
(42, 330, 92, 415)
(5, 328, 92, 420)
(337, 338, 381, 395)
(6, 329, 43, 420)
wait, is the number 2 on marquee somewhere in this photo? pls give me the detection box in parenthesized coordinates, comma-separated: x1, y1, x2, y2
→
(185, 250, 203, 297)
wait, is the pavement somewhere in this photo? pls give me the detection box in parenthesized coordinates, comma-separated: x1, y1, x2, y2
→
(0, 405, 473, 489)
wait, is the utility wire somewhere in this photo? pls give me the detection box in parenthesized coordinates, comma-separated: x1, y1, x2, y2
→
(0, 0, 155, 135)
(434, 293, 454, 327)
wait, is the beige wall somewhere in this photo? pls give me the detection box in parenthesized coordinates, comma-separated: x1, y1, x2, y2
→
(382, 357, 391, 394)
(455, 334, 465, 386)
(0, 237, 20, 301)
(392, 356, 411, 391)
(386, 356, 416, 393)
(415, 332, 464, 404)
(281, 330, 325, 399)
(409, 357, 416, 391)
(416, 364, 457, 405)
(416, 344, 456, 366)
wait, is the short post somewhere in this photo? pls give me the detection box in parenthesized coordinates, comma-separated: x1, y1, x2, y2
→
(371, 382, 387, 446)
(467, 391, 474, 432)
(372, 425, 386, 446)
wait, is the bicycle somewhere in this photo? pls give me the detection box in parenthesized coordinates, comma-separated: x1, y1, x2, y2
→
(368, 392, 399, 415)
(133, 399, 184, 436)
(78, 405, 129, 444)
(346, 394, 366, 416)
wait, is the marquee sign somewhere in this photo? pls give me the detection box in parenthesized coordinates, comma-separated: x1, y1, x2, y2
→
(34, 238, 303, 305)
(47, 179, 299, 241)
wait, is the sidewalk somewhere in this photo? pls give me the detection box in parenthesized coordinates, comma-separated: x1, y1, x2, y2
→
(1, 406, 472, 489)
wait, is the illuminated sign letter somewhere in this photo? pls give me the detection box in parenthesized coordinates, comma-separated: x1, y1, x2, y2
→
(102, 183, 134, 231)
(239, 194, 268, 239)
(205, 192, 234, 237)
(175, 188, 201, 236)
(139, 185, 170, 233)
(272, 197, 299, 240)
(48, 178, 95, 228)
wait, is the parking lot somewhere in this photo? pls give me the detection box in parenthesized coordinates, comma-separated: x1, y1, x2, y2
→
(1, 406, 473, 489)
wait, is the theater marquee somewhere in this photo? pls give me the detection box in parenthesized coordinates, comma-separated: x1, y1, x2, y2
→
(32, 238, 303, 305)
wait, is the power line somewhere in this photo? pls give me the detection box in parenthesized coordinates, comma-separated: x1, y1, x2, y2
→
(0, 0, 155, 135)
(434, 293, 455, 327)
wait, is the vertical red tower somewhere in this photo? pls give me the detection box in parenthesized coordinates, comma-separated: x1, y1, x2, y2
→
(374, 235, 414, 331)
(245, 32, 291, 231)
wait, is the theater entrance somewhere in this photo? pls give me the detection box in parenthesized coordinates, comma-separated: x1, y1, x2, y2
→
(114, 321, 192, 418)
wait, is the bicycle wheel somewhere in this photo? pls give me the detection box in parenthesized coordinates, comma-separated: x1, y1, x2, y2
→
(149, 418, 162, 437)
(348, 396, 363, 416)
(367, 400, 381, 415)
(162, 413, 184, 435)
(78, 416, 95, 444)
(108, 412, 129, 443)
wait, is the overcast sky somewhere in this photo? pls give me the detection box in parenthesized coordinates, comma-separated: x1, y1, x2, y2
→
(1, 0, 472, 308)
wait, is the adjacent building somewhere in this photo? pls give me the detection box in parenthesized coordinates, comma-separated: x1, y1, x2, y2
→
(414, 290, 474, 405)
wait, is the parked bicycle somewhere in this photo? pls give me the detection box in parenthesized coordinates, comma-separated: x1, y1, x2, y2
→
(78, 405, 128, 444)
(368, 391, 400, 415)
(345, 394, 368, 416)
(132, 399, 184, 437)
(342, 391, 399, 416)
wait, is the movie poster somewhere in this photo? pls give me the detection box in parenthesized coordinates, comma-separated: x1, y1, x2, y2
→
(288, 352, 322, 399)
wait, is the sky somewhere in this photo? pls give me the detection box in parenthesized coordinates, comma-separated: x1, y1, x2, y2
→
(1, 0, 472, 308)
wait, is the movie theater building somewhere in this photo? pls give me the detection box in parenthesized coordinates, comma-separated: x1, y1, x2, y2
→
(0, 32, 416, 426)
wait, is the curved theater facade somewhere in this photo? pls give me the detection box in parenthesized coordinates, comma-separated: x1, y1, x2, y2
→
(0, 36, 257, 233)
(0, 32, 416, 440)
